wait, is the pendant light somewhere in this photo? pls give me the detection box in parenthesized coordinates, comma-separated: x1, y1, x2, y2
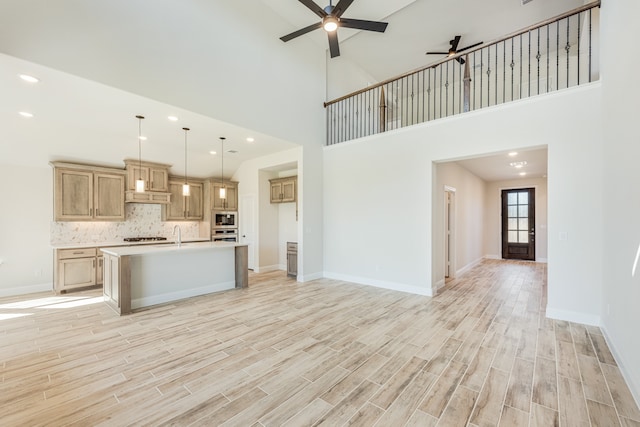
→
(182, 127, 190, 196)
(135, 115, 145, 193)
(219, 137, 226, 199)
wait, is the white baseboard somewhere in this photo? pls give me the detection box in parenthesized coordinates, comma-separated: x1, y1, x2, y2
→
(435, 279, 445, 290)
(536, 258, 548, 263)
(0, 282, 53, 297)
(323, 272, 433, 297)
(600, 325, 640, 411)
(545, 306, 601, 326)
(131, 281, 235, 309)
(254, 264, 282, 274)
(298, 272, 323, 282)
(457, 257, 484, 276)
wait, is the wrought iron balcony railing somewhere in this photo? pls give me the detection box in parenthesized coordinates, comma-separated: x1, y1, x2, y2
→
(324, 1, 600, 146)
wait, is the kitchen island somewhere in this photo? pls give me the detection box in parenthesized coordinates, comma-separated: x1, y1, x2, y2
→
(101, 242, 248, 315)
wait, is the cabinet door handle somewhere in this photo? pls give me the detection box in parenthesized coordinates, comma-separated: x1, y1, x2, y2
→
(93, 259, 96, 268)
(72, 251, 84, 255)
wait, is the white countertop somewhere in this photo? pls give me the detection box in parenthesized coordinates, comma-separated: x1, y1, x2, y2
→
(52, 237, 211, 249)
(101, 241, 246, 257)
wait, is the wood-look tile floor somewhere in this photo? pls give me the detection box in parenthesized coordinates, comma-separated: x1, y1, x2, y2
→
(1, 260, 639, 426)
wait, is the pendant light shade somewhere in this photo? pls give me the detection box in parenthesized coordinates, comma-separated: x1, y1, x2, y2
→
(135, 115, 145, 193)
(182, 127, 190, 196)
(219, 137, 226, 199)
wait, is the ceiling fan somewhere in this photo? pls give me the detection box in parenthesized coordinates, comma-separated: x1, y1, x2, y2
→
(426, 35, 483, 65)
(280, 0, 389, 58)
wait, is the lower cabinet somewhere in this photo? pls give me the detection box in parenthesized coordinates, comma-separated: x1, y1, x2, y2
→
(286, 242, 297, 278)
(55, 247, 101, 293)
(96, 255, 104, 286)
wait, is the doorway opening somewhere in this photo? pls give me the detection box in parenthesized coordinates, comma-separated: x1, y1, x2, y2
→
(501, 188, 536, 260)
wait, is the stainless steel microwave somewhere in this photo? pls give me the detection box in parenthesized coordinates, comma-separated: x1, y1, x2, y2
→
(213, 211, 237, 228)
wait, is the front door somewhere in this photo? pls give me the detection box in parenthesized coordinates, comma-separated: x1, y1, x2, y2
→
(502, 188, 535, 261)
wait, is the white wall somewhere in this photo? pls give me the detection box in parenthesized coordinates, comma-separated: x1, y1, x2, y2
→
(433, 162, 487, 287)
(326, 55, 378, 101)
(600, 0, 640, 405)
(258, 170, 280, 271)
(324, 83, 603, 315)
(0, 164, 53, 295)
(233, 148, 302, 274)
(278, 204, 298, 268)
(0, 2, 328, 290)
(484, 177, 548, 261)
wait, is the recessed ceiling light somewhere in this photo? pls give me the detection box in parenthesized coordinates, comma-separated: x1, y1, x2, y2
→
(508, 151, 518, 157)
(246, 137, 255, 142)
(19, 111, 34, 118)
(168, 116, 178, 121)
(19, 74, 39, 83)
(509, 161, 527, 168)
(209, 151, 217, 155)
(519, 172, 527, 176)
(139, 136, 147, 141)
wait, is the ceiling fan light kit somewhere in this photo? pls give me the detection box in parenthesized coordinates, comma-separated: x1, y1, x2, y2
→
(280, 0, 388, 58)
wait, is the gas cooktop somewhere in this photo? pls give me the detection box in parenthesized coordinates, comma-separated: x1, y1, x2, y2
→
(123, 237, 168, 242)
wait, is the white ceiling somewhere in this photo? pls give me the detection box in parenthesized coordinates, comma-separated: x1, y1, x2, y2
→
(0, 53, 298, 179)
(0, 0, 577, 178)
(453, 147, 548, 182)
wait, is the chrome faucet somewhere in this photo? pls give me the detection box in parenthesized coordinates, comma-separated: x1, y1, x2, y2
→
(173, 225, 182, 247)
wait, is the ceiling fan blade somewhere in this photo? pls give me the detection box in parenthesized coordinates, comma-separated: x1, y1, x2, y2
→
(339, 18, 388, 33)
(332, 0, 355, 17)
(328, 31, 340, 58)
(456, 41, 483, 53)
(450, 35, 462, 51)
(298, 0, 326, 18)
(426, 51, 450, 55)
(280, 22, 323, 42)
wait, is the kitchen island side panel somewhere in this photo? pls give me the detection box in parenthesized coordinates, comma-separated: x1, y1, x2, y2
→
(129, 248, 235, 309)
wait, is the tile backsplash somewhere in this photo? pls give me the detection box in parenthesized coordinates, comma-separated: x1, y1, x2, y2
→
(51, 204, 202, 245)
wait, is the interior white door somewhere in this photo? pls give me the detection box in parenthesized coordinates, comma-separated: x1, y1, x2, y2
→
(240, 194, 256, 270)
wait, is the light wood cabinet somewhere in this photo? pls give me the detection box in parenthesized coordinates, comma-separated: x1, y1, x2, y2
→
(124, 160, 169, 192)
(54, 247, 100, 293)
(163, 178, 204, 220)
(96, 255, 104, 286)
(123, 159, 172, 204)
(211, 181, 238, 211)
(52, 163, 126, 221)
(287, 242, 297, 278)
(270, 176, 297, 203)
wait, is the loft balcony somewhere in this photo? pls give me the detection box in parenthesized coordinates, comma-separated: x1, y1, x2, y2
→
(324, 1, 600, 146)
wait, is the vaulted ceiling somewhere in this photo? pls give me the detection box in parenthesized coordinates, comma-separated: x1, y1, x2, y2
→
(0, 0, 583, 178)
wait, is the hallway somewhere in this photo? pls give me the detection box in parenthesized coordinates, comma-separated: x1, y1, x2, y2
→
(0, 260, 638, 425)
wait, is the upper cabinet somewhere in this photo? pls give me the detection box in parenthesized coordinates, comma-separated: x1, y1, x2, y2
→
(270, 176, 297, 203)
(123, 159, 171, 204)
(211, 181, 238, 211)
(52, 162, 126, 221)
(163, 178, 204, 221)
